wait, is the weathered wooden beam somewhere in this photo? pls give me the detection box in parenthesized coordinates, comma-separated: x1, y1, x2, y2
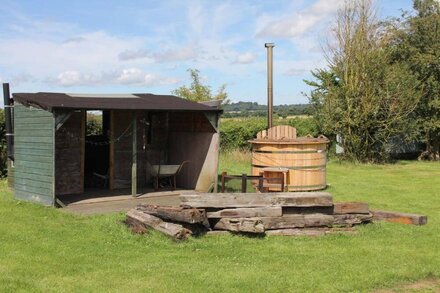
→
(136, 204, 209, 227)
(260, 215, 305, 229)
(212, 218, 265, 233)
(126, 209, 192, 240)
(124, 216, 149, 235)
(265, 228, 326, 237)
(131, 113, 137, 197)
(109, 110, 115, 190)
(80, 110, 85, 193)
(333, 213, 373, 227)
(266, 227, 358, 236)
(333, 202, 369, 214)
(371, 210, 427, 225)
(276, 193, 332, 206)
(304, 214, 335, 227)
(282, 206, 334, 215)
(206, 207, 282, 218)
(259, 214, 334, 230)
(180, 192, 333, 208)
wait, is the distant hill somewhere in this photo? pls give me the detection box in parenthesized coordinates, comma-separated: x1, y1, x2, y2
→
(222, 101, 312, 118)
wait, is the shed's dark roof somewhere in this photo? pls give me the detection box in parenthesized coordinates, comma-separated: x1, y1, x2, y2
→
(12, 92, 222, 112)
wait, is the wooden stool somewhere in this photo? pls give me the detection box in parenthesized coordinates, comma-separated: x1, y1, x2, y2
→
(261, 167, 289, 192)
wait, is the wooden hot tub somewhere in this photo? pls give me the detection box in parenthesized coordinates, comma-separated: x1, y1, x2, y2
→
(250, 125, 329, 191)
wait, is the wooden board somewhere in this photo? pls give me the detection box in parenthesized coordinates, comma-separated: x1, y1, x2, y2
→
(112, 111, 150, 189)
(136, 204, 209, 227)
(333, 213, 373, 227)
(259, 214, 334, 230)
(212, 218, 265, 233)
(168, 132, 218, 191)
(371, 210, 427, 225)
(256, 125, 297, 140)
(282, 206, 334, 215)
(13, 104, 54, 206)
(55, 110, 84, 195)
(126, 209, 192, 240)
(333, 202, 369, 214)
(266, 227, 357, 236)
(180, 192, 333, 208)
(207, 207, 282, 218)
(265, 228, 326, 236)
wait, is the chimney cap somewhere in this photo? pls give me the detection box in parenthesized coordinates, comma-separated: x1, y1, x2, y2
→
(265, 43, 275, 48)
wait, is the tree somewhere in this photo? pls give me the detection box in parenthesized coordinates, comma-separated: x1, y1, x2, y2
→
(172, 69, 228, 103)
(388, 0, 440, 160)
(305, 0, 421, 162)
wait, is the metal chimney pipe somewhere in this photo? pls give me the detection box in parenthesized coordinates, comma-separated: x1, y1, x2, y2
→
(2, 83, 14, 160)
(265, 43, 274, 129)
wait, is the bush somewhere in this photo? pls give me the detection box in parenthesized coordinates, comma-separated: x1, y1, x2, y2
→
(220, 116, 318, 150)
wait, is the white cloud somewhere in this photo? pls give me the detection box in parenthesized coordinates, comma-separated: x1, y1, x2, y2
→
(53, 70, 103, 86)
(56, 71, 82, 86)
(50, 68, 179, 87)
(116, 68, 145, 84)
(234, 52, 257, 64)
(0, 31, 146, 75)
(153, 46, 198, 63)
(257, 0, 344, 39)
(114, 68, 179, 86)
(118, 45, 198, 63)
(118, 49, 150, 61)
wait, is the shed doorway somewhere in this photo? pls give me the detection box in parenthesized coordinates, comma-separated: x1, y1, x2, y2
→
(84, 110, 110, 189)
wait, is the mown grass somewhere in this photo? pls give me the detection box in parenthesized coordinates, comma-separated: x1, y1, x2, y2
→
(1, 153, 439, 292)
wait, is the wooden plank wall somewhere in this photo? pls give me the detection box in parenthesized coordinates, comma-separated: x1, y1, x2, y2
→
(110, 111, 217, 190)
(168, 112, 218, 191)
(55, 110, 84, 195)
(111, 111, 169, 189)
(13, 104, 54, 205)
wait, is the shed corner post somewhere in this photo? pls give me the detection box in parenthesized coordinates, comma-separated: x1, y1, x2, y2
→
(131, 112, 138, 197)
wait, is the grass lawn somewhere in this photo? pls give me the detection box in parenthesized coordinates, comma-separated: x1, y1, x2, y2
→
(1, 152, 440, 292)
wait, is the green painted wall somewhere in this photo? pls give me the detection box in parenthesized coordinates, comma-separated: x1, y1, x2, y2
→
(13, 104, 54, 206)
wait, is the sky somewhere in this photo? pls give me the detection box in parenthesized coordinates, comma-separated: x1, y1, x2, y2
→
(0, 0, 414, 106)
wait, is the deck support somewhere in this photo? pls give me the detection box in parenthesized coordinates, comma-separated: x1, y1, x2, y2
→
(132, 113, 137, 197)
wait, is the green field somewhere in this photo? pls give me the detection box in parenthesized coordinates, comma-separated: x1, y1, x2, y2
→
(1, 152, 440, 292)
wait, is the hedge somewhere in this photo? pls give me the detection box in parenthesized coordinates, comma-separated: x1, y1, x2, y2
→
(219, 116, 319, 150)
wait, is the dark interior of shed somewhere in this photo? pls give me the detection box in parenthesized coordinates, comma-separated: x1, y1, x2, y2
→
(85, 111, 110, 188)
(55, 110, 218, 202)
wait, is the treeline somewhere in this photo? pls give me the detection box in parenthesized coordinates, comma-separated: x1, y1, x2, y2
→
(222, 102, 311, 118)
(306, 0, 440, 162)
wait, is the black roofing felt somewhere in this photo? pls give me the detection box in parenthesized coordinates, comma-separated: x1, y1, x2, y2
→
(12, 92, 222, 112)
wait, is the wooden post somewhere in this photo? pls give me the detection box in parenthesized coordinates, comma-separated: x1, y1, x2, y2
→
(258, 172, 264, 192)
(241, 173, 247, 193)
(109, 111, 115, 190)
(132, 113, 137, 197)
(221, 171, 227, 193)
(80, 110, 85, 193)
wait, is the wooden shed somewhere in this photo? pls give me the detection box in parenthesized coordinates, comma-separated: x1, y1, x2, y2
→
(9, 92, 222, 206)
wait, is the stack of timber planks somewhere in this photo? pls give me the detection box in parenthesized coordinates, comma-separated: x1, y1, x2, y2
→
(125, 192, 394, 240)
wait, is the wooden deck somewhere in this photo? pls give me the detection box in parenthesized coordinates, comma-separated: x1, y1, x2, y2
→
(60, 188, 195, 215)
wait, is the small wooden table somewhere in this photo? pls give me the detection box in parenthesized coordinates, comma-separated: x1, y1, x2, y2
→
(261, 167, 289, 192)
